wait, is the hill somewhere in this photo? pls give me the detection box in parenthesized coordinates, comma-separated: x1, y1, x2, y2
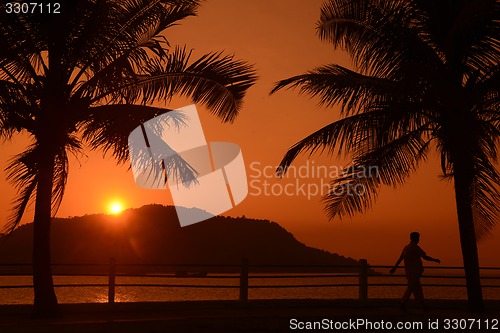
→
(0, 205, 361, 273)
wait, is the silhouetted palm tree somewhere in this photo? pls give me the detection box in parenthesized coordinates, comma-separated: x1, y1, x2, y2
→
(0, 0, 256, 317)
(271, 0, 499, 311)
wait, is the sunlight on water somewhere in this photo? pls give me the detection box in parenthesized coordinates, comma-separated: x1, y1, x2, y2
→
(0, 275, 498, 305)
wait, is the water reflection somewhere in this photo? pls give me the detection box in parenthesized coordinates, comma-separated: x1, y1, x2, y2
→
(0, 275, 498, 305)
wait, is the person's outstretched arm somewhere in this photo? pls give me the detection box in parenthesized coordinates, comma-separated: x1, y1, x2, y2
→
(418, 246, 441, 263)
(389, 251, 404, 274)
(423, 255, 440, 263)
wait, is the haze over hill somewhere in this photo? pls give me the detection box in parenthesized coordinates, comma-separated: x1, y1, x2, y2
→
(0, 205, 361, 272)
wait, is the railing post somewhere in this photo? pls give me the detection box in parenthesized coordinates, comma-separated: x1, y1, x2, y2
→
(359, 259, 368, 301)
(108, 257, 116, 304)
(240, 257, 248, 302)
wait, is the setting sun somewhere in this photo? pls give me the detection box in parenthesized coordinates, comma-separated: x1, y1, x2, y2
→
(108, 201, 124, 215)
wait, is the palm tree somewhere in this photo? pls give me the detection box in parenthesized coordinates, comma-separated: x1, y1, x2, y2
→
(0, 0, 256, 317)
(271, 0, 499, 311)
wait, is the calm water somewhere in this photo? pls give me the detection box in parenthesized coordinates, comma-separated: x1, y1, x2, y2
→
(0, 274, 499, 305)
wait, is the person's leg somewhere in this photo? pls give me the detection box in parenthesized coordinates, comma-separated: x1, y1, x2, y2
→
(402, 284, 413, 303)
(401, 276, 416, 308)
(412, 276, 427, 308)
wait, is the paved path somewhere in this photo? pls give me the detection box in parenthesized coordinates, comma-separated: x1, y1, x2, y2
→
(0, 299, 499, 332)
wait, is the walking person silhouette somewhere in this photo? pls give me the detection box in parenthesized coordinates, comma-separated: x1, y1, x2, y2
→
(390, 232, 440, 310)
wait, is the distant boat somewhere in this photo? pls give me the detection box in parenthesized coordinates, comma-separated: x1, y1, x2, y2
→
(175, 270, 208, 277)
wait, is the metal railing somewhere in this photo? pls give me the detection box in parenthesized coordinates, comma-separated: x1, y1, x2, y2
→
(0, 258, 499, 304)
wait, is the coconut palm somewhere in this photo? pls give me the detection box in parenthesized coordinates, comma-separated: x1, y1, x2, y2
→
(271, 0, 499, 311)
(0, 0, 256, 317)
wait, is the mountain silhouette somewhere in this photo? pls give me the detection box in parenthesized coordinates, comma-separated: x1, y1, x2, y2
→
(0, 205, 362, 273)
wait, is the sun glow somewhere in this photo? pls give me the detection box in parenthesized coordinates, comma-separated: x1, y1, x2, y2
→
(108, 201, 124, 215)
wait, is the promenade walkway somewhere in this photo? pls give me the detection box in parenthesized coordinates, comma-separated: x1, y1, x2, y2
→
(0, 299, 499, 333)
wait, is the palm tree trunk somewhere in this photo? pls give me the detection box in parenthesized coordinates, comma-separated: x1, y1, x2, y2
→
(32, 153, 59, 318)
(452, 158, 484, 312)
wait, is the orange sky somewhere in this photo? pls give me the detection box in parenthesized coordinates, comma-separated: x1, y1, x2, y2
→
(0, 0, 499, 267)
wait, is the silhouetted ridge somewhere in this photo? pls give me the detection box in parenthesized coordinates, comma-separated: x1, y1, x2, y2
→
(0, 205, 361, 273)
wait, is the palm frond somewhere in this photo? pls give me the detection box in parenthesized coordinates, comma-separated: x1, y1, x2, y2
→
(317, 0, 444, 78)
(2, 138, 80, 235)
(276, 99, 434, 177)
(471, 154, 500, 239)
(276, 114, 373, 176)
(70, 0, 200, 88)
(323, 163, 381, 220)
(3, 145, 38, 235)
(472, 65, 500, 114)
(416, 0, 500, 79)
(0, 10, 45, 84)
(128, 125, 199, 188)
(323, 127, 431, 220)
(271, 64, 397, 114)
(356, 130, 431, 187)
(82, 104, 188, 163)
(0, 83, 39, 139)
(276, 111, 391, 176)
(89, 47, 257, 122)
(51, 138, 82, 218)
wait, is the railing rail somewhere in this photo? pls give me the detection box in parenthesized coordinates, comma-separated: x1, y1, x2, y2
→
(0, 259, 499, 303)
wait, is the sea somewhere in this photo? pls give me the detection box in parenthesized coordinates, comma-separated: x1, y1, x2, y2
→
(0, 274, 499, 305)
